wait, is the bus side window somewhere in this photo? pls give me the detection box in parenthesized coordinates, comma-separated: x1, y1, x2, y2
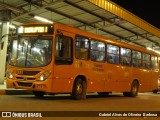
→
(90, 40, 106, 62)
(107, 54, 114, 63)
(55, 35, 73, 64)
(142, 53, 151, 69)
(120, 47, 131, 66)
(132, 50, 142, 68)
(151, 56, 158, 69)
(75, 36, 89, 60)
(107, 44, 119, 64)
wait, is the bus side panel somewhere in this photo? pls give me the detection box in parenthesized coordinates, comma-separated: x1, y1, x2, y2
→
(52, 60, 106, 93)
(142, 69, 152, 91)
(117, 66, 132, 92)
(104, 64, 131, 92)
(132, 68, 152, 92)
(151, 69, 159, 91)
(132, 68, 142, 91)
(104, 64, 119, 92)
(86, 62, 106, 92)
(52, 65, 75, 92)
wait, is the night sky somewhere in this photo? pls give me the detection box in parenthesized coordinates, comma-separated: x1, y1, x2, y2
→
(111, 0, 160, 29)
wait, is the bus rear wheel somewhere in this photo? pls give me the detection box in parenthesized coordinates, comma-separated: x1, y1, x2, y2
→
(33, 91, 45, 97)
(153, 90, 158, 94)
(71, 78, 86, 100)
(123, 92, 130, 97)
(130, 80, 139, 97)
(123, 80, 139, 97)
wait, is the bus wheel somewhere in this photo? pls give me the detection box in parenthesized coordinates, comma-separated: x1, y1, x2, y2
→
(123, 92, 130, 97)
(98, 92, 110, 96)
(130, 80, 139, 97)
(153, 90, 158, 94)
(33, 91, 45, 97)
(71, 78, 86, 100)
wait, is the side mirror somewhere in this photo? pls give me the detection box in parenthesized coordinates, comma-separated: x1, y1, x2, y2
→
(56, 30, 63, 38)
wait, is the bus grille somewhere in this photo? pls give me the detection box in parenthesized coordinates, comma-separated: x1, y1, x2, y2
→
(23, 71, 40, 75)
(16, 77, 36, 80)
(17, 82, 32, 87)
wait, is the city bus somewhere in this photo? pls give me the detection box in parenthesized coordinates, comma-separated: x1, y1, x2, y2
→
(6, 22, 159, 100)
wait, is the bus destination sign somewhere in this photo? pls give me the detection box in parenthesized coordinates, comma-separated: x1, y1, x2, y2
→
(17, 25, 53, 34)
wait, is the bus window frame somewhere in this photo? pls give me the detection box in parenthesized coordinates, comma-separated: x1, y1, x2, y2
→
(55, 34, 73, 65)
(75, 35, 90, 60)
(107, 44, 120, 65)
(90, 39, 106, 63)
(120, 47, 132, 66)
(151, 55, 158, 70)
(132, 50, 142, 68)
(142, 52, 151, 69)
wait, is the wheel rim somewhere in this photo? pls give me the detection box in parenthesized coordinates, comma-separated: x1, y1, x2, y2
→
(132, 83, 137, 94)
(76, 83, 83, 95)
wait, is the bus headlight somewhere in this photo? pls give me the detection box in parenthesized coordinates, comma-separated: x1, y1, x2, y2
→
(38, 71, 51, 81)
(6, 70, 13, 79)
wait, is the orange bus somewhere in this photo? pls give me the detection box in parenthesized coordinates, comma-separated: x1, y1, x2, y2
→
(6, 22, 159, 99)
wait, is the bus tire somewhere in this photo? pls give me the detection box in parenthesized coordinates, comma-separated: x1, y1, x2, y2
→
(130, 80, 139, 97)
(123, 80, 139, 97)
(123, 92, 130, 97)
(71, 78, 86, 100)
(153, 90, 158, 94)
(33, 91, 45, 97)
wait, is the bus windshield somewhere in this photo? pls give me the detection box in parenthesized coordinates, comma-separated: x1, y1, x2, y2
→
(8, 36, 52, 67)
